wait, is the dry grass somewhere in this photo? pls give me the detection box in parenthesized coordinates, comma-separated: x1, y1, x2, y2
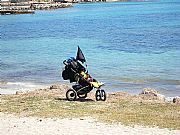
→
(0, 89, 180, 130)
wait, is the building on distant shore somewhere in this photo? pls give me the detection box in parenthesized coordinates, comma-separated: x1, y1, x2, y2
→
(0, 0, 31, 3)
(0, 0, 10, 3)
(0, 0, 10, 2)
(10, 0, 29, 2)
(1, 1, 32, 10)
(0, 0, 120, 3)
(53, 0, 73, 3)
(1, 0, 55, 3)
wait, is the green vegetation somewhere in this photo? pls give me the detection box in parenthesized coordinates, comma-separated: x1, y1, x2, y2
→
(0, 94, 180, 130)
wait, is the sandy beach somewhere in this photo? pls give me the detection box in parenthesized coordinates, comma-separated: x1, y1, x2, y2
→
(0, 113, 179, 135)
(1, 1, 180, 134)
(0, 84, 180, 135)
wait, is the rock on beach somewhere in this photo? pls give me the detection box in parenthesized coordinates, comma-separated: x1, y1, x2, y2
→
(139, 88, 165, 102)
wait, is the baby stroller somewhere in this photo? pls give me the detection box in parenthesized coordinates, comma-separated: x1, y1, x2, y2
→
(62, 46, 106, 101)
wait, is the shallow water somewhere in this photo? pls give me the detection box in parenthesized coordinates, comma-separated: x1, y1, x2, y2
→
(0, 1, 180, 96)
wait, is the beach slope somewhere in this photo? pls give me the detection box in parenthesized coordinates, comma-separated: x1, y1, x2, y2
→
(0, 84, 180, 135)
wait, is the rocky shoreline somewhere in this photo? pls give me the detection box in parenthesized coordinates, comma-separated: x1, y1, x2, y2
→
(11, 84, 180, 104)
(0, 81, 179, 104)
(0, 2, 73, 15)
(0, 0, 148, 15)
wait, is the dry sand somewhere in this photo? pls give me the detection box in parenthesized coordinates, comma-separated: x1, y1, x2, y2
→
(0, 113, 179, 135)
(0, 84, 179, 135)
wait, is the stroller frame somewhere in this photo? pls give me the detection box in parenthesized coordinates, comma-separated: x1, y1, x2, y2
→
(62, 58, 106, 101)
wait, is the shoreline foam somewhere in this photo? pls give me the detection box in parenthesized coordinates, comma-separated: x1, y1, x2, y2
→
(0, 81, 47, 95)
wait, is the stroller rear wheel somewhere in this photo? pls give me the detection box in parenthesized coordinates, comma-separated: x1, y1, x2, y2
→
(95, 90, 106, 101)
(66, 89, 77, 101)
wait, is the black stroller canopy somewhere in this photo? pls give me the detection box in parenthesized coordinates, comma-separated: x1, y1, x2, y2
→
(76, 46, 86, 63)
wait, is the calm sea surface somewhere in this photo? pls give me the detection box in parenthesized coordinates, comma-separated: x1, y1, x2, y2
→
(0, 0, 180, 96)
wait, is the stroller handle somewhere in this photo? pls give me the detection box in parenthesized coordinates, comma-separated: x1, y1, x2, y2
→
(63, 60, 77, 74)
(63, 60, 68, 66)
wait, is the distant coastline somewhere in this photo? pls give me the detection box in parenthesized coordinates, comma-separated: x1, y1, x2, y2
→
(0, 0, 148, 15)
(0, 1, 73, 15)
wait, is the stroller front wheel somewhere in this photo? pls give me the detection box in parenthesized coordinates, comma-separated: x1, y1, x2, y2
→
(100, 90, 106, 101)
(95, 90, 101, 101)
(66, 89, 77, 101)
(95, 90, 106, 101)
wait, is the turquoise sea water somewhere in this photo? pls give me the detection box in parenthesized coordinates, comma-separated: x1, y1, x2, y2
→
(0, 0, 180, 96)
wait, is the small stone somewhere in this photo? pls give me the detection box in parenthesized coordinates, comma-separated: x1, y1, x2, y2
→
(16, 91, 24, 95)
(50, 85, 58, 89)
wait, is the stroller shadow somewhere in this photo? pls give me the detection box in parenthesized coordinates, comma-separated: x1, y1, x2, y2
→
(55, 97, 94, 102)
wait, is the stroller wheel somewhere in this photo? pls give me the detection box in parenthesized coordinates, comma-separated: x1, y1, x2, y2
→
(77, 93, 87, 99)
(66, 89, 77, 101)
(95, 90, 106, 101)
(100, 90, 106, 101)
(95, 90, 101, 101)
